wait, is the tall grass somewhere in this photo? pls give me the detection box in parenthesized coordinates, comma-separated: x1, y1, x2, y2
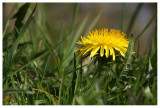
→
(3, 3, 157, 105)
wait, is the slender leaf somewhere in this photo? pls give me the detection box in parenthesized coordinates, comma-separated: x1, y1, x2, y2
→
(67, 3, 79, 43)
(121, 34, 135, 76)
(63, 6, 93, 65)
(137, 40, 140, 57)
(84, 10, 103, 37)
(135, 13, 156, 43)
(8, 4, 37, 66)
(72, 53, 77, 97)
(58, 23, 64, 60)
(6, 42, 61, 78)
(3, 88, 34, 95)
(3, 4, 18, 37)
(127, 3, 143, 35)
(12, 3, 30, 32)
(121, 3, 125, 32)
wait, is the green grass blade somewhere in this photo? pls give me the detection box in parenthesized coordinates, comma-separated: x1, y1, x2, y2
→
(8, 4, 37, 66)
(70, 14, 89, 49)
(121, 3, 125, 32)
(63, 5, 95, 66)
(72, 58, 82, 104)
(6, 50, 48, 78)
(127, 3, 143, 35)
(43, 39, 62, 77)
(70, 5, 94, 48)
(65, 7, 93, 57)
(154, 18, 157, 51)
(58, 23, 64, 60)
(3, 88, 34, 95)
(76, 91, 104, 105)
(137, 40, 140, 57)
(121, 33, 135, 76)
(6, 42, 61, 78)
(135, 13, 156, 43)
(33, 88, 57, 105)
(79, 58, 83, 88)
(38, 3, 46, 31)
(109, 64, 123, 104)
(67, 3, 79, 43)
(3, 3, 18, 38)
(151, 19, 157, 69)
(133, 68, 142, 96)
(40, 53, 51, 85)
(12, 3, 30, 32)
(43, 39, 63, 105)
(64, 53, 77, 104)
(72, 53, 77, 96)
(84, 10, 103, 37)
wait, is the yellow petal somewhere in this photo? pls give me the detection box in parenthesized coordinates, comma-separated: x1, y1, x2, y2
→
(109, 47, 113, 55)
(109, 47, 115, 61)
(77, 41, 83, 44)
(104, 45, 109, 58)
(112, 48, 115, 61)
(75, 48, 80, 51)
(113, 46, 125, 57)
(83, 46, 94, 55)
(120, 51, 125, 57)
(100, 46, 104, 57)
(77, 50, 86, 57)
(90, 46, 100, 58)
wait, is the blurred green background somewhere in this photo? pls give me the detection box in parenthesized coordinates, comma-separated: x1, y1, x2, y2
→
(3, 3, 157, 55)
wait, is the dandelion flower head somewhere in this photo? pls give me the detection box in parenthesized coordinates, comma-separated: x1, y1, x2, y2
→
(76, 28, 129, 61)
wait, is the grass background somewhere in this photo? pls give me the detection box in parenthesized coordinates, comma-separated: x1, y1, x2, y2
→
(3, 3, 157, 105)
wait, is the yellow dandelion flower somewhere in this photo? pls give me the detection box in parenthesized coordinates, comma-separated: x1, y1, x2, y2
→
(76, 28, 129, 61)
